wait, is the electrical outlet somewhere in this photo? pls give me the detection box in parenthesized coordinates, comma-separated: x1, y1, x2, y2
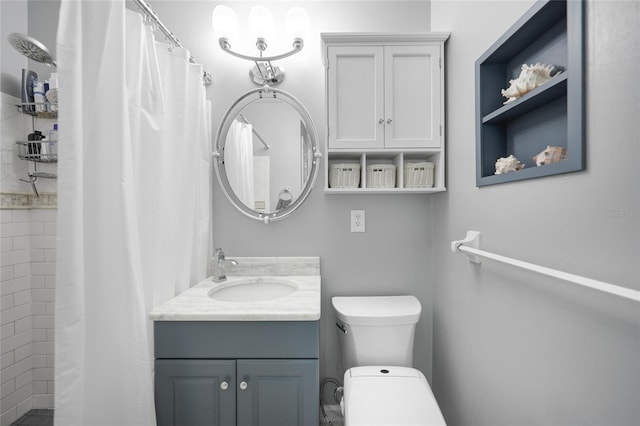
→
(351, 210, 365, 233)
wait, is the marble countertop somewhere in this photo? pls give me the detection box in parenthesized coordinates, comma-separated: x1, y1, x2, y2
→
(149, 257, 321, 321)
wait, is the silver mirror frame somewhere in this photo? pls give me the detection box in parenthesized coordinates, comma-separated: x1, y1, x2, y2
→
(213, 86, 322, 224)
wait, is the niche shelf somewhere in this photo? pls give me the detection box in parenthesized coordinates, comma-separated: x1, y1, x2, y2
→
(475, 0, 584, 186)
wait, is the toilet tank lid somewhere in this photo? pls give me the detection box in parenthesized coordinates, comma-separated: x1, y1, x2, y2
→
(332, 296, 421, 326)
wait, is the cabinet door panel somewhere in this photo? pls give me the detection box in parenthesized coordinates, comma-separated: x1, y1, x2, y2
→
(155, 359, 236, 426)
(328, 46, 384, 149)
(385, 45, 441, 148)
(237, 359, 319, 426)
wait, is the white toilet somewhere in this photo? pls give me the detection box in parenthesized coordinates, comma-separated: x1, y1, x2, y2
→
(332, 295, 447, 426)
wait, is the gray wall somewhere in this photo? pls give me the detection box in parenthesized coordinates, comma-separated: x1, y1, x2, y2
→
(150, 0, 434, 384)
(431, 1, 640, 425)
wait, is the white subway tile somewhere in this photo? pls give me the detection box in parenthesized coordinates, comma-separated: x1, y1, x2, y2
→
(11, 236, 29, 250)
(32, 355, 45, 369)
(45, 355, 54, 369)
(29, 222, 44, 236)
(0, 357, 31, 383)
(10, 211, 30, 223)
(14, 317, 32, 334)
(33, 368, 52, 381)
(44, 222, 56, 236)
(0, 237, 13, 253)
(0, 408, 18, 426)
(45, 329, 54, 342)
(12, 263, 30, 279)
(29, 236, 55, 250)
(31, 303, 45, 315)
(1, 330, 32, 353)
(13, 290, 30, 306)
(32, 330, 46, 342)
(44, 249, 56, 262)
(1, 323, 14, 339)
(30, 263, 55, 276)
(30, 210, 55, 222)
(0, 304, 30, 325)
(1, 277, 30, 296)
(2, 222, 29, 237)
(29, 249, 44, 262)
(46, 382, 54, 395)
(32, 342, 53, 355)
(33, 381, 47, 394)
(2, 382, 33, 416)
(15, 370, 33, 389)
(1, 379, 16, 398)
(44, 276, 55, 289)
(14, 343, 32, 362)
(0, 295, 13, 311)
(44, 303, 54, 316)
(0, 265, 14, 281)
(0, 351, 14, 370)
(0, 210, 12, 224)
(32, 315, 53, 330)
(31, 290, 54, 303)
(31, 276, 45, 289)
(32, 394, 52, 409)
(15, 394, 33, 418)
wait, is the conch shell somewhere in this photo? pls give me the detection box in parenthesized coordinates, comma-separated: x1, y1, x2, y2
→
(501, 63, 560, 104)
(532, 145, 567, 166)
(495, 155, 525, 175)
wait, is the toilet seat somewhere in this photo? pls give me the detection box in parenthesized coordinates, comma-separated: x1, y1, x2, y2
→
(343, 366, 446, 426)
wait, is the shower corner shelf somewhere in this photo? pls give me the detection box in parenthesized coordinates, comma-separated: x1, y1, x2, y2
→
(16, 141, 58, 163)
(16, 102, 58, 119)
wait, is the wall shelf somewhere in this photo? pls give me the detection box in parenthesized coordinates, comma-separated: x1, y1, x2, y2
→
(475, 0, 584, 186)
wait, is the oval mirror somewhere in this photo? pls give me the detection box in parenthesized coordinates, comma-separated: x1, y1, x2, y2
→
(213, 86, 321, 223)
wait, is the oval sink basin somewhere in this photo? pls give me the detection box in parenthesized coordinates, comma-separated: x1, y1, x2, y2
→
(208, 278, 298, 302)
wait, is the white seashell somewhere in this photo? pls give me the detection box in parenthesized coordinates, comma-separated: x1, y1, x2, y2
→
(532, 145, 567, 166)
(501, 63, 560, 104)
(495, 155, 525, 174)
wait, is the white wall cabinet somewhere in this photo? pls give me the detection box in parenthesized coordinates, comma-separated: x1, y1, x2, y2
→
(323, 33, 449, 193)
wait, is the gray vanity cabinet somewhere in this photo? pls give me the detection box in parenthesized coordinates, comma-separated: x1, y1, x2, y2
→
(154, 321, 319, 426)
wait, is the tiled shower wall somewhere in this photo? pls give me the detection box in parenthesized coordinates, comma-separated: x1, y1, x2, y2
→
(0, 207, 56, 426)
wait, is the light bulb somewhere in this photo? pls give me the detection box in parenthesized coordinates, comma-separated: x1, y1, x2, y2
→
(286, 7, 309, 43)
(211, 5, 238, 45)
(249, 6, 274, 43)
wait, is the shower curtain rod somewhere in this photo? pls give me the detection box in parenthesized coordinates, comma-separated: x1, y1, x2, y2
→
(132, 0, 212, 86)
(451, 231, 640, 303)
(237, 114, 271, 150)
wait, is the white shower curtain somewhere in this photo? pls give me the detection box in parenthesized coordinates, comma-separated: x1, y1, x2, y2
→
(225, 119, 255, 208)
(55, 2, 210, 425)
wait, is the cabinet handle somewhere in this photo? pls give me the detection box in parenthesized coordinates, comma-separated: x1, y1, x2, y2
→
(239, 381, 248, 391)
(378, 118, 384, 124)
(387, 118, 393, 124)
(220, 381, 229, 391)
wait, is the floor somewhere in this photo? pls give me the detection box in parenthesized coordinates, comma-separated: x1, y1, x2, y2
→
(10, 409, 53, 426)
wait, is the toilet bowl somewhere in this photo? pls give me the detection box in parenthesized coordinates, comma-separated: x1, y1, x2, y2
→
(332, 296, 447, 426)
(344, 366, 446, 426)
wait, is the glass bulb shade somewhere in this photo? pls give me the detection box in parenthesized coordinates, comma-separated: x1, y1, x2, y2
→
(285, 7, 309, 41)
(212, 5, 239, 42)
(249, 6, 274, 42)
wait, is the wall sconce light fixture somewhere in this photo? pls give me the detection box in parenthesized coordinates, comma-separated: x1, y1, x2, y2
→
(212, 5, 309, 85)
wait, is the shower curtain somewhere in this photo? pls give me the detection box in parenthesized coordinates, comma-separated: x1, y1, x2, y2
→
(225, 119, 256, 208)
(55, 2, 210, 425)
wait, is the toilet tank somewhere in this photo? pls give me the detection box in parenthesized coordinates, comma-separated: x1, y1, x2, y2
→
(332, 296, 421, 371)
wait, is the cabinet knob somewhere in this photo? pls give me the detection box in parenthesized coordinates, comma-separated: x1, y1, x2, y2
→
(239, 381, 248, 391)
(220, 381, 229, 391)
(387, 118, 393, 124)
(378, 118, 384, 124)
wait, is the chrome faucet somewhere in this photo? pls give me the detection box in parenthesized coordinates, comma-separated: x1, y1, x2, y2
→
(212, 248, 238, 282)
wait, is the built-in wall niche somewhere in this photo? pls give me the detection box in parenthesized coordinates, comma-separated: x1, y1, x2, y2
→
(475, 0, 584, 186)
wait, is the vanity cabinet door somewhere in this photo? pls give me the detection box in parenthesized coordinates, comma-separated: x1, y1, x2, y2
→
(155, 359, 236, 426)
(236, 359, 319, 426)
